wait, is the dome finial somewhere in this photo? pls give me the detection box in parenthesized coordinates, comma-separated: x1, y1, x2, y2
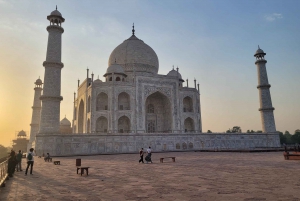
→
(56, 5, 57, 10)
(172, 65, 174, 70)
(258, 45, 260, 49)
(132, 23, 135, 35)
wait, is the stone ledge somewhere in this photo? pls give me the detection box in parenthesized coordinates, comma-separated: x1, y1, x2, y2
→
(259, 107, 275, 111)
(39, 95, 63, 101)
(46, 25, 64, 33)
(257, 84, 271, 89)
(43, 61, 64, 68)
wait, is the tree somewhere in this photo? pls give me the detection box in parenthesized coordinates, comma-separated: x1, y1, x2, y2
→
(226, 126, 242, 133)
(0, 145, 8, 159)
(207, 130, 212, 133)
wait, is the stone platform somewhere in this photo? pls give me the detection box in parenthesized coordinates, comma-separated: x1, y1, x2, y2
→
(35, 133, 280, 156)
(1, 151, 299, 201)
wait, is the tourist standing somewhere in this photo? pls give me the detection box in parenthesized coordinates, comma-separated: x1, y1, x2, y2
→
(139, 148, 144, 163)
(7, 150, 17, 177)
(145, 146, 152, 163)
(16, 150, 23, 171)
(25, 148, 35, 175)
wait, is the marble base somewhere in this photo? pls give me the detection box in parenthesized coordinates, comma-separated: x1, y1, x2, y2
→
(35, 133, 280, 156)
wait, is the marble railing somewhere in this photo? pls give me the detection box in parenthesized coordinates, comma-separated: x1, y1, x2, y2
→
(0, 157, 8, 187)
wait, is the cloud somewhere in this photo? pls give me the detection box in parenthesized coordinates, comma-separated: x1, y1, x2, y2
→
(265, 13, 283, 22)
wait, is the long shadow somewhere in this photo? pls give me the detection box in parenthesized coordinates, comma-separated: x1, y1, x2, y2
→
(0, 160, 109, 200)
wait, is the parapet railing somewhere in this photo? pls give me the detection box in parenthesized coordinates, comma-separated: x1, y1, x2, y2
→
(0, 156, 9, 187)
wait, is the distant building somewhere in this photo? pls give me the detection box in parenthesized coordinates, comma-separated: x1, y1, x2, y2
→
(60, 117, 72, 134)
(12, 130, 29, 152)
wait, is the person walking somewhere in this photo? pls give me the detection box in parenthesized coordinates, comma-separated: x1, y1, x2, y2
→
(16, 150, 23, 172)
(25, 148, 35, 175)
(145, 146, 153, 163)
(139, 148, 144, 163)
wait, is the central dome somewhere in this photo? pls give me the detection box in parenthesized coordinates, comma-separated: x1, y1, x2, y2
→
(108, 34, 159, 74)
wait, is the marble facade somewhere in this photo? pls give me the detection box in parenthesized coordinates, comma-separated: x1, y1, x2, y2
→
(35, 133, 280, 156)
(33, 8, 280, 156)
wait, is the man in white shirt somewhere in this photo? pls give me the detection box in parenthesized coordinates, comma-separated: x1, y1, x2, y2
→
(146, 146, 152, 163)
(25, 148, 35, 175)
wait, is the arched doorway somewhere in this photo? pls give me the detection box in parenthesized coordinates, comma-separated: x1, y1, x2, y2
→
(78, 100, 84, 133)
(183, 96, 193, 112)
(118, 92, 130, 110)
(184, 117, 194, 132)
(96, 116, 108, 133)
(96, 92, 108, 110)
(118, 116, 130, 133)
(145, 91, 172, 133)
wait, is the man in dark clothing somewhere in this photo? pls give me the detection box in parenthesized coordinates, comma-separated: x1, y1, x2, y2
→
(139, 148, 144, 163)
(16, 150, 23, 171)
(7, 151, 17, 177)
(25, 148, 35, 175)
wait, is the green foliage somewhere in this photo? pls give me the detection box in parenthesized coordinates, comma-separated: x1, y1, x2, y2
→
(278, 130, 300, 144)
(226, 126, 241, 133)
(0, 144, 8, 159)
(207, 130, 212, 133)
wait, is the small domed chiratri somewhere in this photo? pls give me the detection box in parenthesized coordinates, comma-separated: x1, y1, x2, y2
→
(108, 24, 159, 74)
(167, 67, 185, 86)
(34, 77, 43, 88)
(47, 6, 65, 26)
(17, 130, 27, 137)
(254, 45, 266, 61)
(60, 116, 72, 134)
(104, 59, 127, 82)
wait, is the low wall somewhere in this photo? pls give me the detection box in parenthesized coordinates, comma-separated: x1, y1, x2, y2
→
(35, 132, 280, 156)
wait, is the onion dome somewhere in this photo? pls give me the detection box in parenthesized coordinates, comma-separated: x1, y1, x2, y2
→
(108, 24, 159, 74)
(254, 45, 266, 57)
(47, 6, 65, 22)
(167, 68, 184, 82)
(94, 78, 102, 84)
(51, 10, 62, 16)
(60, 117, 71, 126)
(17, 130, 27, 137)
(35, 78, 43, 85)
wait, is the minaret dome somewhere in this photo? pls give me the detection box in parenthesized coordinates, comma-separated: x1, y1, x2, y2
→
(47, 6, 65, 26)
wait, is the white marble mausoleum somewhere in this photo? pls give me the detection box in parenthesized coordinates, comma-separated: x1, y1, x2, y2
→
(31, 8, 280, 156)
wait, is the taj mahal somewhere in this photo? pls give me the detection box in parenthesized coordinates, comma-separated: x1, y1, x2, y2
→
(28, 8, 280, 156)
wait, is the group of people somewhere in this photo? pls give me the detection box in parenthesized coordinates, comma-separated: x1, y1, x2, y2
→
(139, 146, 153, 163)
(7, 148, 35, 177)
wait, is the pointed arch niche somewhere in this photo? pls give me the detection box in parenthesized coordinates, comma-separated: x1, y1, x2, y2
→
(183, 96, 193, 112)
(118, 92, 130, 110)
(96, 92, 108, 110)
(184, 117, 194, 132)
(118, 116, 131, 133)
(145, 91, 172, 133)
(96, 116, 108, 133)
(78, 100, 84, 133)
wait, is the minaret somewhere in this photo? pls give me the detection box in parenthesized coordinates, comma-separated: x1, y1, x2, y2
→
(39, 7, 65, 134)
(254, 46, 276, 133)
(28, 78, 43, 148)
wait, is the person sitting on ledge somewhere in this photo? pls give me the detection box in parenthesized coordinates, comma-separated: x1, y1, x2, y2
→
(44, 153, 51, 161)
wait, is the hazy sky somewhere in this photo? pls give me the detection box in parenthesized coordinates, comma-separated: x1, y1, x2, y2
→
(0, 0, 299, 147)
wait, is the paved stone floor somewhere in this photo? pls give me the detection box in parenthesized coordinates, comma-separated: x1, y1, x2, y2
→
(1, 152, 300, 201)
